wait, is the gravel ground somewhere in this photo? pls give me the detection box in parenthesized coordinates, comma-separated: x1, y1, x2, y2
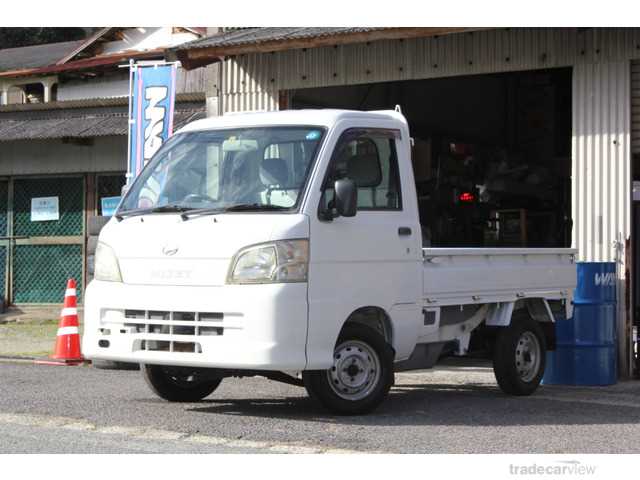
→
(0, 322, 60, 358)
(1, 360, 640, 454)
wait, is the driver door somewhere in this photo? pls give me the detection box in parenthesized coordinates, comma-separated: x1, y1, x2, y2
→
(306, 126, 423, 368)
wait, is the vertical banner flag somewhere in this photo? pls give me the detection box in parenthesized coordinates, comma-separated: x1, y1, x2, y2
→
(127, 63, 177, 183)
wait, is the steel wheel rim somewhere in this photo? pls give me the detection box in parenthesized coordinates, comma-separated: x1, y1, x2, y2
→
(515, 331, 541, 382)
(163, 368, 203, 388)
(327, 340, 381, 401)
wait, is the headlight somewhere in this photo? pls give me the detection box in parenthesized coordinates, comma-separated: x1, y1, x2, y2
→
(228, 239, 309, 284)
(94, 242, 123, 282)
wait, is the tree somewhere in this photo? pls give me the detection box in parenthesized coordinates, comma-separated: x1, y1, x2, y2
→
(0, 28, 90, 49)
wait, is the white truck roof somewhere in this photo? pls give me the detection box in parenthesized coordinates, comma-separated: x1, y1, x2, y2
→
(176, 109, 408, 134)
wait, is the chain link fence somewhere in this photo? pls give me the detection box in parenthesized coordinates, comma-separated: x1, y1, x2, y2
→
(11, 177, 84, 303)
(0, 181, 8, 237)
(0, 181, 9, 305)
(13, 177, 83, 237)
(13, 244, 83, 303)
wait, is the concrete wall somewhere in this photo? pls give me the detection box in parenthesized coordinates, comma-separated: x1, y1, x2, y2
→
(0, 136, 126, 176)
(57, 67, 207, 102)
(57, 75, 129, 102)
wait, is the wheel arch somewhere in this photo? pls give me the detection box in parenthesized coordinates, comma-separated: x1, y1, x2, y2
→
(339, 306, 394, 350)
(486, 299, 556, 351)
(524, 298, 556, 351)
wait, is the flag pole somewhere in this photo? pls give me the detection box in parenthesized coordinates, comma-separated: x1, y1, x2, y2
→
(125, 59, 135, 186)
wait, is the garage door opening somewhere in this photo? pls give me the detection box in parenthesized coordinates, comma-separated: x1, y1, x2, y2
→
(289, 68, 572, 248)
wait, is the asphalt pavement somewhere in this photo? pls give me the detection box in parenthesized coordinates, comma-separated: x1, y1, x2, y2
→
(1, 360, 640, 454)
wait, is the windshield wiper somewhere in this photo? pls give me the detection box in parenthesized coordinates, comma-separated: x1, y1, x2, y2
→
(115, 204, 193, 221)
(224, 203, 288, 212)
(181, 203, 287, 221)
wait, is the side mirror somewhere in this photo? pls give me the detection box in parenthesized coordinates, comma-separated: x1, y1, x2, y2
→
(121, 184, 130, 196)
(334, 178, 357, 218)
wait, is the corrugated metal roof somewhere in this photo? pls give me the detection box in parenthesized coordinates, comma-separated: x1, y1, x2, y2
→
(174, 28, 389, 51)
(0, 40, 84, 72)
(0, 102, 204, 142)
(171, 27, 481, 69)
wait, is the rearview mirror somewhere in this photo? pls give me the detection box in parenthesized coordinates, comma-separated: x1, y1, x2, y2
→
(334, 179, 357, 218)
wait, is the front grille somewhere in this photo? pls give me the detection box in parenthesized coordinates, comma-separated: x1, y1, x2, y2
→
(138, 340, 202, 353)
(122, 309, 224, 337)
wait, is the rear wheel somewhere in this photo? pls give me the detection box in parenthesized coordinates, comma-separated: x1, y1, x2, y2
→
(142, 364, 222, 402)
(303, 324, 394, 415)
(493, 315, 546, 396)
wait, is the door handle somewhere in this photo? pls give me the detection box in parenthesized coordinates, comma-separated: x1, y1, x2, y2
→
(398, 227, 412, 236)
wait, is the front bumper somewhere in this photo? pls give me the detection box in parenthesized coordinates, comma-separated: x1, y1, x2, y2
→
(82, 280, 308, 371)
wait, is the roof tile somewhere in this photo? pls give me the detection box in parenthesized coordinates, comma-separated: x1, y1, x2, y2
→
(0, 102, 204, 142)
(0, 40, 85, 72)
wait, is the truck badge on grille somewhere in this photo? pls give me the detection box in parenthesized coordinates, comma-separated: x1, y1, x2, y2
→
(162, 245, 179, 256)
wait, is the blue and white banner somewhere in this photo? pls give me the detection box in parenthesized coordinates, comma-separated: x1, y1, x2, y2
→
(127, 63, 177, 183)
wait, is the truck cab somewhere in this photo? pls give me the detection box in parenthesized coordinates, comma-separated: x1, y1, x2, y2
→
(83, 109, 576, 414)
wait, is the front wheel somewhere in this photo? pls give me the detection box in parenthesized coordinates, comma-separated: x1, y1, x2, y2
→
(303, 324, 394, 415)
(493, 315, 546, 396)
(142, 364, 223, 402)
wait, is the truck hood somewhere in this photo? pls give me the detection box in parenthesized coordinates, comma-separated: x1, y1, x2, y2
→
(98, 213, 309, 287)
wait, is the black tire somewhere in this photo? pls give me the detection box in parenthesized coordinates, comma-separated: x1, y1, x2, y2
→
(303, 324, 394, 415)
(493, 315, 546, 396)
(92, 359, 139, 371)
(141, 364, 222, 402)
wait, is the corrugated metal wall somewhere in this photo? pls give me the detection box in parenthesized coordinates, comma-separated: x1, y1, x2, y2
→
(223, 52, 278, 113)
(221, 28, 640, 113)
(218, 27, 640, 375)
(572, 61, 631, 374)
(572, 61, 631, 263)
(633, 60, 640, 155)
(221, 28, 639, 266)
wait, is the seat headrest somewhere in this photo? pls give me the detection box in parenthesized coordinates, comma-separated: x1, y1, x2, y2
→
(260, 157, 289, 186)
(347, 153, 382, 188)
(229, 149, 258, 182)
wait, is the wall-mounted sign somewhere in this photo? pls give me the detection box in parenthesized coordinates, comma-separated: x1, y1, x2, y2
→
(101, 196, 122, 217)
(31, 196, 59, 222)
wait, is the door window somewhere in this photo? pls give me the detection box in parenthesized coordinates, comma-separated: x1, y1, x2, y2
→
(322, 129, 402, 212)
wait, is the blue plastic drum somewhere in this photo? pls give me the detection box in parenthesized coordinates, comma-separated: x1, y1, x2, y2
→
(543, 262, 617, 386)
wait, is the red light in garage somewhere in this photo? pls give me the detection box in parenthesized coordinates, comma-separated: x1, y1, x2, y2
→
(459, 192, 475, 203)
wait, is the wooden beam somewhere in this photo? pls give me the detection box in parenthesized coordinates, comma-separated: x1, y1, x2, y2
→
(0, 48, 165, 79)
(178, 28, 486, 70)
(15, 236, 84, 246)
(55, 27, 113, 65)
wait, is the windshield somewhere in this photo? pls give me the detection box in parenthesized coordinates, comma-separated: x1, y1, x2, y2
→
(119, 126, 326, 214)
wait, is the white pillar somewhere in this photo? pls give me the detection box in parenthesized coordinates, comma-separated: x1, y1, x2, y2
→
(42, 79, 57, 103)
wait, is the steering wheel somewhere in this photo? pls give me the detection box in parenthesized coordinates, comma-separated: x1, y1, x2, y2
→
(181, 193, 217, 205)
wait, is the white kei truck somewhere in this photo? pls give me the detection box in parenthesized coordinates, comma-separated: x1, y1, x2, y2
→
(83, 109, 577, 415)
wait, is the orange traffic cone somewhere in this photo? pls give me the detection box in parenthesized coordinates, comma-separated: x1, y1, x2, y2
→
(35, 279, 84, 366)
